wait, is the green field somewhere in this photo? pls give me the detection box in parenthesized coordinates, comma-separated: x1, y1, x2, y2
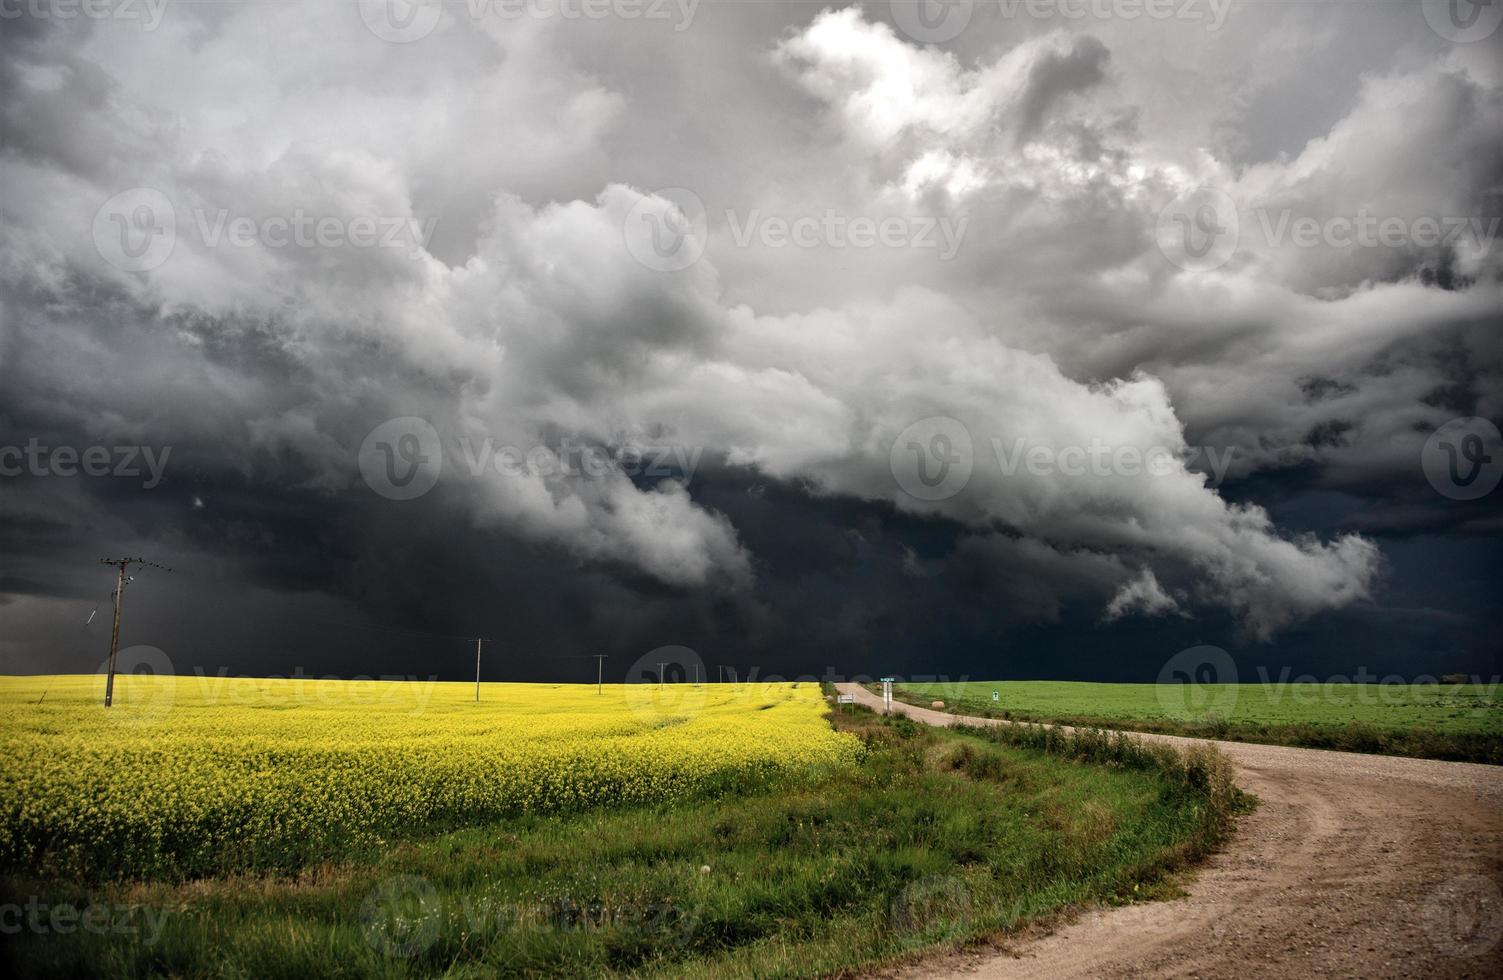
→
(1, 676, 1240, 978)
(895, 680, 1503, 763)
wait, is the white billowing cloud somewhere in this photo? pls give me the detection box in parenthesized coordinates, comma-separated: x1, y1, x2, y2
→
(767, 10, 1501, 506)
(773, 9, 1111, 202)
(635, 283, 1377, 639)
(1233, 57, 1503, 293)
(1106, 569, 1182, 621)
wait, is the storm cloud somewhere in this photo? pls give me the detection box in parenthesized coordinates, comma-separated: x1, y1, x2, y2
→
(1, 2, 1498, 681)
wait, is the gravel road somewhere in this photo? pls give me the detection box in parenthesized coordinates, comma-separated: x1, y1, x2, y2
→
(832, 682, 1503, 979)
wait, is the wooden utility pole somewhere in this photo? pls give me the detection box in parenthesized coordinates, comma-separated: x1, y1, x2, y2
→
(474, 637, 484, 702)
(105, 562, 125, 707)
(97, 557, 171, 707)
(594, 654, 607, 695)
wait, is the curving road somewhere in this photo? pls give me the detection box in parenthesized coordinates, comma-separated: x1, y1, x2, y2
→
(833, 682, 1503, 979)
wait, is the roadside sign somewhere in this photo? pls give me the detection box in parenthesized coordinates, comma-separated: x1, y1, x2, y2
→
(880, 678, 895, 713)
(836, 694, 855, 705)
(992, 690, 999, 702)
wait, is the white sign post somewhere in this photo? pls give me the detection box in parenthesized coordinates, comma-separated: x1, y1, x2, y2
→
(880, 677, 895, 714)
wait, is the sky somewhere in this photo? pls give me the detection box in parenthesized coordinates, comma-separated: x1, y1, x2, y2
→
(1, 0, 1499, 686)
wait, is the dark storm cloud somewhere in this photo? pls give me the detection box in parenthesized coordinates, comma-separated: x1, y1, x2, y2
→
(1, 2, 1499, 680)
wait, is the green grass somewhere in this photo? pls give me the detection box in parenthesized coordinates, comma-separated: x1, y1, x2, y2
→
(895, 680, 1503, 764)
(3, 709, 1242, 979)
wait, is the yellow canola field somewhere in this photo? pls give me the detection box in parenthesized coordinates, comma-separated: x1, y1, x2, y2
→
(0, 675, 859, 880)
